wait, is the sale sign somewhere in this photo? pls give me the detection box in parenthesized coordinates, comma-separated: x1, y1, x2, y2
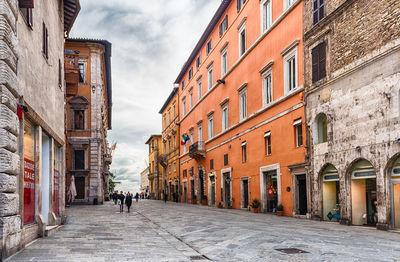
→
(53, 169, 60, 216)
(24, 158, 35, 224)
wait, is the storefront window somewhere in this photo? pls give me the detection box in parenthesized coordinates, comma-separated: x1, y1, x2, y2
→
(23, 120, 36, 224)
(53, 145, 62, 216)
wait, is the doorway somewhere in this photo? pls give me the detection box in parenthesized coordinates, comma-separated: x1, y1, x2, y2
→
(297, 174, 307, 215)
(322, 165, 340, 221)
(208, 174, 216, 206)
(75, 176, 85, 199)
(223, 173, 231, 207)
(241, 179, 249, 208)
(190, 179, 195, 202)
(183, 182, 187, 203)
(264, 171, 277, 213)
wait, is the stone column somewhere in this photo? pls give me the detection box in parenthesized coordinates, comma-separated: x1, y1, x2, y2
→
(0, 0, 20, 258)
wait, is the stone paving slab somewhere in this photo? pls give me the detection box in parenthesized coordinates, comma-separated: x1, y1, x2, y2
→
(6, 200, 400, 261)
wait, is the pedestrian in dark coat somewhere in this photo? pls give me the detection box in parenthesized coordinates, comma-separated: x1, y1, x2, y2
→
(118, 191, 125, 213)
(125, 193, 133, 213)
(135, 193, 139, 202)
(113, 191, 118, 205)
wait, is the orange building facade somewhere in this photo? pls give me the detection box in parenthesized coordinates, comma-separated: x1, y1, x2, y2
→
(175, 0, 306, 216)
(65, 39, 112, 205)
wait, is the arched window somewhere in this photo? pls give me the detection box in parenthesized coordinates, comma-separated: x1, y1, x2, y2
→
(317, 113, 328, 143)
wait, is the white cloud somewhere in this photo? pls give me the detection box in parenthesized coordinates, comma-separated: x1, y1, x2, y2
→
(70, 0, 220, 193)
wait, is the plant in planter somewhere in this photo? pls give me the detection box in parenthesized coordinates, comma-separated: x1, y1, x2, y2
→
(217, 202, 223, 208)
(251, 199, 261, 213)
(276, 204, 284, 216)
(201, 195, 208, 205)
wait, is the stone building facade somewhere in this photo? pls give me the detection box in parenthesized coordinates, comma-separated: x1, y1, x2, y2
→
(159, 87, 180, 201)
(304, 0, 400, 229)
(65, 39, 112, 205)
(0, 0, 80, 259)
(140, 166, 149, 195)
(145, 135, 162, 200)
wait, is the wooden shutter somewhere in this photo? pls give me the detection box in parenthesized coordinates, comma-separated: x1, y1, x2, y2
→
(19, 0, 34, 8)
(312, 41, 326, 83)
(312, 45, 319, 83)
(237, 0, 240, 12)
(319, 42, 326, 79)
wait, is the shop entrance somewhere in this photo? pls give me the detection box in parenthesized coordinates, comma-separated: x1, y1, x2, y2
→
(351, 160, 377, 226)
(75, 176, 85, 199)
(264, 171, 277, 213)
(391, 158, 400, 229)
(322, 165, 340, 221)
(297, 174, 308, 215)
(241, 179, 249, 208)
(208, 174, 216, 206)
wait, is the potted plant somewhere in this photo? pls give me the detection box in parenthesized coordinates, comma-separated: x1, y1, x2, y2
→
(217, 202, 223, 208)
(276, 204, 284, 216)
(251, 199, 261, 213)
(201, 195, 208, 205)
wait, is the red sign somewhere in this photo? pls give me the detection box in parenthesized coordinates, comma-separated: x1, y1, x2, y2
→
(53, 169, 60, 216)
(19, 0, 34, 8)
(24, 158, 35, 224)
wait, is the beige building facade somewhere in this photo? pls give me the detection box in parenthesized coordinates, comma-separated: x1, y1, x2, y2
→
(140, 167, 150, 195)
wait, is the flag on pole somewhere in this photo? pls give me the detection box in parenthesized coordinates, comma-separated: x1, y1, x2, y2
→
(111, 142, 117, 151)
(181, 134, 190, 145)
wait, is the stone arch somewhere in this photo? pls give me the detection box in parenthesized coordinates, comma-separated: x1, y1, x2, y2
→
(345, 158, 377, 226)
(318, 163, 340, 221)
(314, 112, 328, 144)
(384, 153, 400, 229)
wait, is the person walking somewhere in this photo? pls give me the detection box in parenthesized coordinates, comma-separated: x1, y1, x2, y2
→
(113, 191, 118, 205)
(135, 193, 139, 202)
(125, 192, 133, 213)
(163, 190, 167, 203)
(118, 191, 125, 213)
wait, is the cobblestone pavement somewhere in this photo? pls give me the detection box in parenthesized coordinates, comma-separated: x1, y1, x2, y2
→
(6, 200, 400, 262)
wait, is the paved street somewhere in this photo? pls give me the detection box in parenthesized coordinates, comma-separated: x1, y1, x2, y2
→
(7, 200, 400, 262)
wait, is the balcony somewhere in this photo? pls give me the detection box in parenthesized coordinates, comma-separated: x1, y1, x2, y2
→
(65, 53, 79, 96)
(158, 154, 167, 168)
(189, 141, 205, 160)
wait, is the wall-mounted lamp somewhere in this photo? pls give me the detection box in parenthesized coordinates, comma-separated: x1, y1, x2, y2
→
(217, 79, 225, 85)
(355, 146, 361, 151)
(324, 152, 328, 157)
(92, 86, 96, 93)
(384, 92, 392, 99)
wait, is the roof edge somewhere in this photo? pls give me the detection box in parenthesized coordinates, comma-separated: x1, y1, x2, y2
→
(159, 87, 178, 114)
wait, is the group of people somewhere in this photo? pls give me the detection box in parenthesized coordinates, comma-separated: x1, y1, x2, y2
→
(111, 191, 141, 213)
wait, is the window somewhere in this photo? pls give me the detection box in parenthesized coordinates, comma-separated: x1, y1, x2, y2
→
(198, 123, 203, 149)
(173, 135, 176, 149)
(182, 98, 186, 116)
(242, 142, 247, 163)
(182, 80, 185, 90)
(168, 139, 171, 153)
(210, 159, 214, 170)
(222, 105, 228, 131)
(163, 114, 166, 129)
(294, 119, 303, 147)
(265, 132, 271, 155)
(42, 23, 48, 59)
(206, 39, 212, 55)
(287, 0, 295, 8)
(189, 67, 193, 80)
(169, 164, 171, 174)
(163, 142, 166, 153)
(73, 110, 84, 130)
(20, 6, 33, 27)
(239, 88, 247, 120)
(189, 88, 193, 109)
(313, 0, 325, 25)
(284, 48, 298, 93)
(58, 59, 62, 87)
(262, 70, 273, 106)
(224, 154, 228, 166)
(261, 0, 272, 32)
(74, 150, 85, 170)
(219, 15, 228, 37)
(317, 113, 328, 143)
(173, 102, 176, 118)
(221, 47, 228, 77)
(78, 63, 85, 83)
(312, 41, 326, 83)
(197, 77, 202, 101)
(189, 128, 194, 145)
(237, 0, 245, 12)
(208, 65, 213, 90)
(196, 56, 201, 68)
(183, 143, 186, 154)
(168, 109, 171, 123)
(174, 162, 177, 172)
(239, 24, 246, 56)
(208, 115, 214, 139)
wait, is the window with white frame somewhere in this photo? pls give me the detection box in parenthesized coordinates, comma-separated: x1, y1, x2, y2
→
(239, 88, 247, 120)
(198, 123, 203, 148)
(221, 47, 228, 77)
(239, 23, 246, 56)
(197, 77, 202, 101)
(189, 128, 194, 145)
(173, 135, 176, 149)
(168, 139, 171, 153)
(284, 48, 297, 93)
(222, 105, 228, 131)
(169, 164, 171, 174)
(241, 142, 247, 163)
(262, 69, 273, 106)
(189, 88, 193, 109)
(182, 80, 185, 90)
(208, 114, 214, 139)
(294, 119, 303, 147)
(163, 114, 166, 129)
(183, 142, 186, 154)
(189, 67, 193, 80)
(208, 65, 213, 90)
(196, 56, 201, 68)
(173, 102, 176, 118)
(219, 15, 228, 37)
(182, 97, 186, 116)
(287, 0, 295, 8)
(206, 39, 212, 55)
(264, 131, 271, 155)
(261, 0, 272, 32)
(174, 161, 177, 172)
(168, 109, 171, 123)
(237, 0, 245, 12)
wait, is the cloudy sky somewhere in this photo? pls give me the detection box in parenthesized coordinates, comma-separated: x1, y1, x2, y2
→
(70, 0, 221, 193)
